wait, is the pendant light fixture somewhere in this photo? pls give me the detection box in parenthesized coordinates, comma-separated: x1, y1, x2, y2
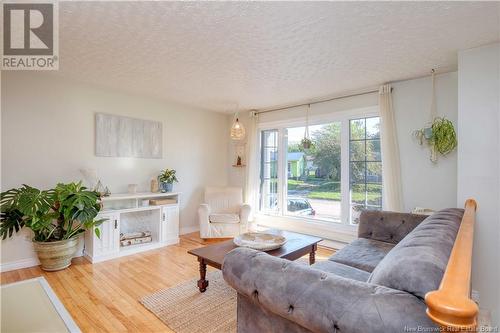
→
(301, 104, 312, 149)
(230, 106, 245, 141)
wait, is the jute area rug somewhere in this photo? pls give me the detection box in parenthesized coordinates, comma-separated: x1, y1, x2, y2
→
(140, 271, 236, 333)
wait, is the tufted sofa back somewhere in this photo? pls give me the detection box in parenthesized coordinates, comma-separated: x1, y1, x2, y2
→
(358, 210, 428, 244)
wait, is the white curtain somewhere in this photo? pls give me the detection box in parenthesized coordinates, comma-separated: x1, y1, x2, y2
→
(379, 84, 403, 211)
(244, 111, 259, 225)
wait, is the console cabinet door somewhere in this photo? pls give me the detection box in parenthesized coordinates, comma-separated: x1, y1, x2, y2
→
(161, 205, 179, 242)
(93, 213, 120, 257)
(166, 205, 179, 238)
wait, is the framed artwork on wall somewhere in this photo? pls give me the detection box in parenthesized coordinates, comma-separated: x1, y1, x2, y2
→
(95, 113, 163, 158)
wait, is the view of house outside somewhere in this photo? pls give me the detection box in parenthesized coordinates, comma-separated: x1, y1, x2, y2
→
(286, 123, 343, 222)
(285, 117, 382, 224)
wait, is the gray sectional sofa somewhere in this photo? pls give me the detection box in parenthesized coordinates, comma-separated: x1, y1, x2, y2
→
(222, 208, 464, 333)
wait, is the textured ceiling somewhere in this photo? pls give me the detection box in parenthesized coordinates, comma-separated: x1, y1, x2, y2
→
(55, 1, 499, 112)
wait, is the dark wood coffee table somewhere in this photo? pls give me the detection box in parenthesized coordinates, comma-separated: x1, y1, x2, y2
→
(188, 229, 322, 292)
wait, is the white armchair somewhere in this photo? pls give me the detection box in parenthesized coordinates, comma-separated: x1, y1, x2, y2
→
(198, 187, 251, 239)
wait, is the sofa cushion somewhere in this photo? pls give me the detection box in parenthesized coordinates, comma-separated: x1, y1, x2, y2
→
(209, 213, 240, 224)
(329, 238, 394, 272)
(358, 210, 428, 244)
(368, 208, 463, 299)
(312, 260, 370, 282)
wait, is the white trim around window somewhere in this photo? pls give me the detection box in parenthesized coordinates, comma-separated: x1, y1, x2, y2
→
(253, 105, 380, 244)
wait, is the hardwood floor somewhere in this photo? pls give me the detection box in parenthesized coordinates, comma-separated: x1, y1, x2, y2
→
(0, 232, 334, 332)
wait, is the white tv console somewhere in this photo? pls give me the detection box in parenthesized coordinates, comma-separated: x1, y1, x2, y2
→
(84, 192, 180, 263)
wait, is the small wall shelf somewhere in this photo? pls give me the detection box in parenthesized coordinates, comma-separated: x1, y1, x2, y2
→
(232, 164, 246, 167)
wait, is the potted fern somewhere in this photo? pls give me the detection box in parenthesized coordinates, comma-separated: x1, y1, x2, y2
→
(158, 169, 178, 192)
(414, 117, 457, 163)
(0, 182, 104, 271)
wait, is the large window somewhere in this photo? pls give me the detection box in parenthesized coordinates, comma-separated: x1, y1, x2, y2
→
(258, 112, 381, 226)
(286, 123, 341, 222)
(259, 130, 279, 213)
(349, 117, 382, 224)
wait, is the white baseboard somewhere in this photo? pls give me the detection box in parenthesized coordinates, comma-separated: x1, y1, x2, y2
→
(0, 257, 40, 273)
(180, 225, 199, 235)
(1, 251, 85, 273)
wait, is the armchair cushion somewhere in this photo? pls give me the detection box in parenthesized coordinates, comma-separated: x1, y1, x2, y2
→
(209, 213, 240, 224)
(329, 238, 394, 272)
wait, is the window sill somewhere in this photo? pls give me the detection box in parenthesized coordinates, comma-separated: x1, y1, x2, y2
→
(254, 213, 357, 248)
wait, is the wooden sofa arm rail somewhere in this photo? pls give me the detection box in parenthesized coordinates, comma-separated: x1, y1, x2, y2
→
(425, 199, 479, 331)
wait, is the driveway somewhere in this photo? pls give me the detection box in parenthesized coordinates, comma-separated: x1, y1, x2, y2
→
(307, 198, 341, 222)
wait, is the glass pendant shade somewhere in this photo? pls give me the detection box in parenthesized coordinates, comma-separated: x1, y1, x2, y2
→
(231, 118, 246, 140)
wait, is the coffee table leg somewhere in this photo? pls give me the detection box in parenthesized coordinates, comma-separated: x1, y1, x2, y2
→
(309, 244, 317, 265)
(197, 258, 209, 292)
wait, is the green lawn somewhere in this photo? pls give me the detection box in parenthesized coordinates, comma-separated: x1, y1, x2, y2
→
(288, 178, 340, 192)
(308, 191, 341, 200)
(288, 178, 381, 203)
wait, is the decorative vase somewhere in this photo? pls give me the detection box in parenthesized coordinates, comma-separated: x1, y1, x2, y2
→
(128, 184, 138, 194)
(33, 237, 79, 271)
(150, 179, 159, 193)
(159, 181, 173, 193)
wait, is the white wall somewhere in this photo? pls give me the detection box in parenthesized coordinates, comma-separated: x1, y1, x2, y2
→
(227, 112, 253, 190)
(1, 71, 229, 269)
(393, 72, 458, 212)
(457, 43, 500, 326)
(230, 73, 459, 213)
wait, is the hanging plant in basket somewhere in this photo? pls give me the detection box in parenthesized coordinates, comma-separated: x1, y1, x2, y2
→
(302, 104, 314, 150)
(414, 117, 457, 163)
(413, 69, 457, 163)
(301, 137, 313, 150)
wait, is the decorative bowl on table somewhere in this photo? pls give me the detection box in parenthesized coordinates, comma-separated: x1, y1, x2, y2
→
(233, 232, 287, 251)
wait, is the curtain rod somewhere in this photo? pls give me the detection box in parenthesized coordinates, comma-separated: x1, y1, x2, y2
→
(253, 67, 455, 115)
(254, 88, 380, 115)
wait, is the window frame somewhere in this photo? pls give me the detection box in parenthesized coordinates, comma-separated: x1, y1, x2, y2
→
(259, 129, 280, 214)
(349, 116, 383, 224)
(255, 106, 380, 228)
